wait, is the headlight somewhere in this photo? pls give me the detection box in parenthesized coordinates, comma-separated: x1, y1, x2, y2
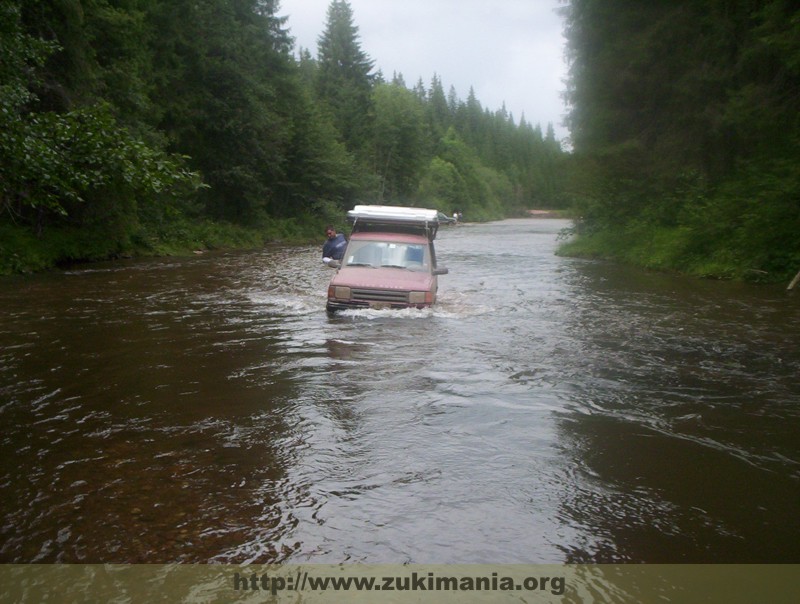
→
(408, 291, 427, 304)
(333, 286, 351, 300)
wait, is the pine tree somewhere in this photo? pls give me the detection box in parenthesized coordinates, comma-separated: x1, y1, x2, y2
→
(147, 0, 297, 222)
(562, 0, 800, 280)
(316, 0, 375, 155)
(426, 73, 450, 139)
(371, 82, 426, 201)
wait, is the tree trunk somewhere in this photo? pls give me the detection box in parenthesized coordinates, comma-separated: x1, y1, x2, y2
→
(788, 270, 800, 291)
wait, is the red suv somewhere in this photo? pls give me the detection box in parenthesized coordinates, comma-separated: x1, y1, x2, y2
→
(326, 206, 449, 312)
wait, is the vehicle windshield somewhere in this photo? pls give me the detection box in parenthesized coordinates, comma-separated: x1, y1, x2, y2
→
(344, 240, 429, 270)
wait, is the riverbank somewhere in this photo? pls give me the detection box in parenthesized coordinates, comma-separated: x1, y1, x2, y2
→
(0, 210, 565, 275)
(2, 208, 571, 276)
(556, 222, 798, 285)
(526, 209, 569, 218)
(0, 216, 326, 276)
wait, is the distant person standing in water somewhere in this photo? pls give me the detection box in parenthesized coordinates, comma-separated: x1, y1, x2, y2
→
(322, 225, 347, 265)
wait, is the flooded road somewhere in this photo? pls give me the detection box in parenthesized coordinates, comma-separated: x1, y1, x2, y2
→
(1, 218, 798, 564)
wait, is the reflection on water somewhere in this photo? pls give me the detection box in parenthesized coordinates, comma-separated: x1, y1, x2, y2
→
(1, 219, 798, 563)
(552, 261, 800, 563)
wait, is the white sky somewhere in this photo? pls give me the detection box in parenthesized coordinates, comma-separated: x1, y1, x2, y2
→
(278, 0, 570, 141)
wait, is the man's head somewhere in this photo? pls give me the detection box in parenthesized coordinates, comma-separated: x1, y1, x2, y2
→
(325, 225, 336, 239)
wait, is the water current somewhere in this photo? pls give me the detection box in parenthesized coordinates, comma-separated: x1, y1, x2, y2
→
(1, 218, 798, 564)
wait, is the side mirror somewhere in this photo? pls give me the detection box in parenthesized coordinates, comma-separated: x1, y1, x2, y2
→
(327, 260, 340, 269)
(433, 267, 448, 275)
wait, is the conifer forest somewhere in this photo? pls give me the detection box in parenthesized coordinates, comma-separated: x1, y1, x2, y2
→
(1, 0, 798, 282)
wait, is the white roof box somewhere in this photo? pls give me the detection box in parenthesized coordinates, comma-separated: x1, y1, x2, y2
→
(347, 205, 440, 239)
(347, 205, 439, 224)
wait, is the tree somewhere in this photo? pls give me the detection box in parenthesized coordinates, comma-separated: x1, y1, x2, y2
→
(1, 0, 572, 273)
(146, 0, 298, 223)
(315, 0, 375, 156)
(276, 80, 361, 216)
(426, 74, 450, 140)
(371, 83, 427, 201)
(561, 0, 800, 280)
(1, 0, 198, 241)
(426, 128, 508, 220)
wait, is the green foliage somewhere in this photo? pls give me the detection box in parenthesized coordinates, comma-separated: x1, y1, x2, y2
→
(2, 104, 196, 216)
(371, 83, 427, 201)
(561, 0, 800, 282)
(1, 1, 199, 244)
(418, 157, 470, 215)
(0, 1, 56, 106)
(146, 0, 297, 223)
(1, 0, 570, 274)
(416, 129, 510, 220)
(315, 0, 375, 156)
(279, 85, 362, 215)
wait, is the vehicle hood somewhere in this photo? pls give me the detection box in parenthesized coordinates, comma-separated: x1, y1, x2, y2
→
(329, 267, 434, 290)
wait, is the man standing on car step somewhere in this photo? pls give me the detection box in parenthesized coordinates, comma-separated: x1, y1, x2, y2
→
(322, 225, 347, 265)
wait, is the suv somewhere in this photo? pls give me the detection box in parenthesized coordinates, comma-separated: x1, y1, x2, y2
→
(326, 205, 449, 312)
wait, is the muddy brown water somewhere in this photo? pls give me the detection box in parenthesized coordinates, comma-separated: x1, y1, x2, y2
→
(1, 218, 798, 563)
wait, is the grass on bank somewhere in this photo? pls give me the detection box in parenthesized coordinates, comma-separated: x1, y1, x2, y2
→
(1, 204, 565, 276)
(556, 221, 799, 284)
(0, 215, 331, 276)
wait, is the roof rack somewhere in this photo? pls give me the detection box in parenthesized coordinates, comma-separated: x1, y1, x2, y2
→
(347, 205, 440, 240)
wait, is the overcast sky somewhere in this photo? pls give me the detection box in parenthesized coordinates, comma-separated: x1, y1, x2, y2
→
(278, 0, 570, 141)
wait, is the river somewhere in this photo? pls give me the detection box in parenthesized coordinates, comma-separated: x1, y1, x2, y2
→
(1, 218, 798, 564)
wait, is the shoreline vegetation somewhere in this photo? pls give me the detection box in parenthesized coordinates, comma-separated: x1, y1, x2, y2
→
(0, 216, 325, 276)
(3, 204, 795, 287)
(1, 1, 568, 278)
(556, 223, 800, 288)
(3, 1, 797, 285)
(1, 208, 570, 276)
(558, 1, 799, 287)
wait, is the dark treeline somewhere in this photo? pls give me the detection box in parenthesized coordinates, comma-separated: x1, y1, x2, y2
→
(0, 0, 566, 274)
(560, 0, 800, 282)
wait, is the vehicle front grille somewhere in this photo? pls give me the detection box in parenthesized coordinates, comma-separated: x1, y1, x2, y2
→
(351, 288, 409, 304)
